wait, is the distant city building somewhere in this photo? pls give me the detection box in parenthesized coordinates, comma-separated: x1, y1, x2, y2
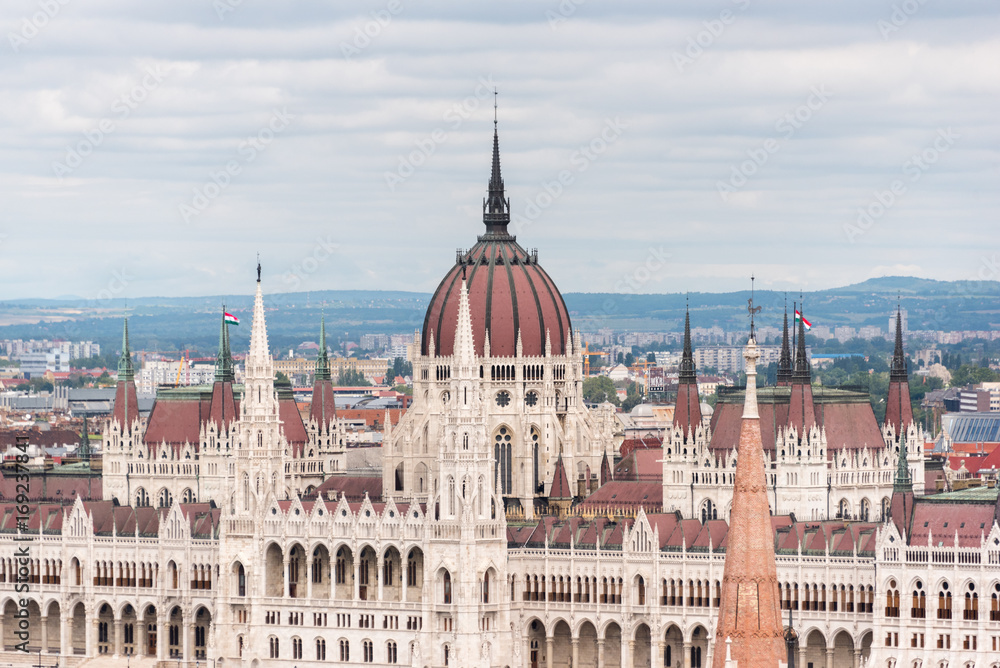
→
(2, 339, 99, 359)
(694, 345, 781, 372)
(17, 349, 71, 378)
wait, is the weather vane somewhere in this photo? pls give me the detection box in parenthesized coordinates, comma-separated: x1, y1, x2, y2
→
(747, 274, 761, 337)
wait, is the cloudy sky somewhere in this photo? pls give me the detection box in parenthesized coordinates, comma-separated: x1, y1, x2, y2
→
(1, 0, 996, 301)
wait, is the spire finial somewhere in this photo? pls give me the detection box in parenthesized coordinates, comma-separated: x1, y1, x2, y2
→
(257, 253, 261, 283)
(747, 275, 761, 341)
(483, 96, 510, 235)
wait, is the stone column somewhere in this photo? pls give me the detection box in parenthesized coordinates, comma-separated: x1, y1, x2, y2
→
(597, 639, 606, 668)
(825, 646, 834, 668)
(852, 648, 861, 668)
(156, 615, 166, 662)
(183, 621, 193, 663)
(113, 618, 123, 657)
(546, 636, 554, 668)
(40, 616, 48, 654)
(683, 642, 692, 668)
(402, 557, 408, 603)
(571, 638, 580, 668)
(798, 646, 806, 668)
(353, 556, 360, 600)
(653, 640, 664, 668)
(61, 613, 70, 656)
(306, 556, 314, 599)
(139, 620, 147, 658)
(627, 639, 635, 668)
(377, 554, 384, 601)
(282, 555, 290, 598)
(87, 614, 96, 657)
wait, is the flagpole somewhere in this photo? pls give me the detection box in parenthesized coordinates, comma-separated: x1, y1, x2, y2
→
(792, 300, 796, 360)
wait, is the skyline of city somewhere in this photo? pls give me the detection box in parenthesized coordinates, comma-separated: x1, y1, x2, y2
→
(1, 2, 996, 301)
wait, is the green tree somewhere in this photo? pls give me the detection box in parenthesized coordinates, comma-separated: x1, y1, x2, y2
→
(338, 368, 372, 387)
(624, 352, 635, 368)
(582, 376, 619, 406)
(385, 357, 413, 383)
(646, 352, 656, 363)
(950, 364, 1000, 387)
(275, 371, 290, 385)
(621, 381, 644, 412)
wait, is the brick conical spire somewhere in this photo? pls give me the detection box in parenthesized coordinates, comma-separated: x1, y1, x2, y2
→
(713, 333, 784, 668)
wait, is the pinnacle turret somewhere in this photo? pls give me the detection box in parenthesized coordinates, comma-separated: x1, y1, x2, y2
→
(792, 306, 810, 382)
(890, 307, 908, 383)
(679, 303, 695, 383)
(117, 318, 134, 383)
(776, 303, 792, 386)
(215, 309, 235, 383)
(315, 317, 331, 381)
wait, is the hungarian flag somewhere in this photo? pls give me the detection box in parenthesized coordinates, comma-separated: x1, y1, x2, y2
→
(224, 312, 240, 326)
(794, 310, 811, 330)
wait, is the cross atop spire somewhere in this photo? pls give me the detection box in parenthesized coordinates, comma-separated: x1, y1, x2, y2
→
(483, 95, 511, 236)
(117, 318, 134, 382)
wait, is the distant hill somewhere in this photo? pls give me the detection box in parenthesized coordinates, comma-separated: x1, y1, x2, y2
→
(0, 277, 996, 357)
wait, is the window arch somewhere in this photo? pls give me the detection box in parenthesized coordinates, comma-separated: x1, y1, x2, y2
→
(912, 580, 926, 618)
(443, 570, 452, 604)
(339, 639, 350, 662)
(493, 426, 513, 495)
(700, 499, 717, 523)
(315, 638, 326, 660)
(885, 578, 899, 617)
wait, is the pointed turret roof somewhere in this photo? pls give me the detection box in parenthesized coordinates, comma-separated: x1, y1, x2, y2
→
(776, 303, 792, 386)
(600, 450, 612, 486)
(889, 432, 915, 538)
(550, 455, 572, 500)
(117, 318, 134, 382)
(885, 305, 914, 439)
(673, 303, 702, 440)
(713, 331, 784, 667)
(792, 307, 810, 383)
(214, 309, 235, 383)
(315, 317, 331, 381)
(310, 317, 337, 427)
(112, 318, 139, 430)
(890, 307, 907, 382)
(679, 303, 695, 383)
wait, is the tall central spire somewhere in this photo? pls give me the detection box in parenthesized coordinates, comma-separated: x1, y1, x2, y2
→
(890, 306, 908, 382)
(483, 91, 510, 235)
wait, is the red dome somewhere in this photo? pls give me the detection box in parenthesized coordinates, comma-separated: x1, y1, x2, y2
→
(421, 238, 571, 358)
(422, 124, 572, 358)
